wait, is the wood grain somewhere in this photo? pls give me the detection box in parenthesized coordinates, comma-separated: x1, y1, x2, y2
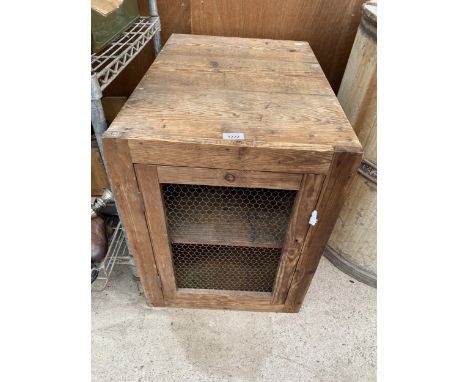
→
(103, 35, 363, 312)
(134, 164, 178, 299)
(129, 139, 332, 174)
(101, 96, 127, 124)
(168, 290, 286, 312)
(158, 0, 192, 44)
(91, 142, 110, 196)
(338, 2, 377, 163)
(328, 1, 377, 281)
(271, 174, 325, 304)
(285, 150, 362, 312)
(109, 35, 360, 154)
(327, 173, 377, 275)
(124, 1, 364, 97)
(161, 34, 318, 63)
(190, 0, 365, 92)
(157, 166, 302, 190)
(102, 137, 164, 306)
(136, 0, 149, 16)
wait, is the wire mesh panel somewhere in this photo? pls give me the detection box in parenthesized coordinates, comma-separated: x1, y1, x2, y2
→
(162, 184, 297, 247)
(172, 244, 282, 292)
(161, 184, 297, 293)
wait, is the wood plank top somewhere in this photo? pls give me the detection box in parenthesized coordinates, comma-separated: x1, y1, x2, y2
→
(104, 34, 361, 154)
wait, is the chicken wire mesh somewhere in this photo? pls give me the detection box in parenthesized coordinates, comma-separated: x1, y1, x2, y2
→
(171, 243, 282, 292)
(161, 184, 297, 293)
(162, 184, 297, 247)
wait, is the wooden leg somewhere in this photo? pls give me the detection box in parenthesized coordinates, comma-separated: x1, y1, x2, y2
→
(103, 137, 165, 306)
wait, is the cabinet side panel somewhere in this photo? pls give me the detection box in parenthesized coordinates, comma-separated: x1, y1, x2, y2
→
(271, 174, 325, 304)
(285, 150, 362, 312)
(102, 137, 165, 306)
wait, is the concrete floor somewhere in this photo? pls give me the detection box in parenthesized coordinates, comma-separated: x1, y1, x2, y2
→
(92, 258, 376, 381)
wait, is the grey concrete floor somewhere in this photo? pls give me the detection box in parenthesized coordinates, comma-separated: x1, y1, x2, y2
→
(92, 258, 376, 382)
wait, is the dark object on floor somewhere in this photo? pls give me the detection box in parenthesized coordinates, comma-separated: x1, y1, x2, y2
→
(92, 215, 108, 263)
(99, 201, 118, 216)
(91, 263, 99, 283)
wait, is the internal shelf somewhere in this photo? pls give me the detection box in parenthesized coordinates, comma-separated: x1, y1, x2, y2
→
(172, 243, 282, 292)
(162, 184, 297, 248)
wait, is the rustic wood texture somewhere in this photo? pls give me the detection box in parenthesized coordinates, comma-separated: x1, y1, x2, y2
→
(103, 35, 363, 312)
(101, 96, 127, 124)
(327, 0, 377, 284)
(108, 34, 361, 158)
(102, 137, 164, 306)
(338, 1, 377, 163)
(118, 0, 364, 98)
(157, 166, 302, 190)
(167, 290, 285, 312)
(136, 0, 149, 16)
(158, 0, 192, 44)
(327, 174, 377, 275)
(189, 0, 365, 92)
(271, 174, 324, 304)
(134, 164, 178, 299)
(129, 140, 332, 174)
(91, 142, 110, 196)
(285, 150, 362, 312)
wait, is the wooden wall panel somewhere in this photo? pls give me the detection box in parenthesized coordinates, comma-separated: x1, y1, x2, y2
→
(158, 0, 192, 44)
(102, 40, 155, 97)
(190, 0, 365, 92)
(109, 0, 364, 97)
(137, 0, 149, 16)
(91, 141, 109, 196)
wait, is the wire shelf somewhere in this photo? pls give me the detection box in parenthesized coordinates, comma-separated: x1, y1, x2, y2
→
(91, 16, 160, 91)
(92, 219, 131, 291)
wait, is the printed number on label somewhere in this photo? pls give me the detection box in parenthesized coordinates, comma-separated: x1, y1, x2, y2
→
(223, 133, 245, 140)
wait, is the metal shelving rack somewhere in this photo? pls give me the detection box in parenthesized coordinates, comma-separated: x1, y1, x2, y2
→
(91, 0, 161, 289)
(92, 220, 133, 291)
(92, 0, 161, 157)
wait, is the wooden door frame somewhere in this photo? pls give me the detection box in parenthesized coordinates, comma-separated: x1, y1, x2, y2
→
(134, 163, 325, 309)
(102, 139, 165, 306)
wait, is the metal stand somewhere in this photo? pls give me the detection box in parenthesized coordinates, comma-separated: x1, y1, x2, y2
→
(92, 219, 133, 291)
(148, 0, 161, 53)
(91, 13, 161, 159)
(91, 1, 161, 288)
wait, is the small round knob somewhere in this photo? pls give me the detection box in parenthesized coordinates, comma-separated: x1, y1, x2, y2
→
(224, 173, 236, 182)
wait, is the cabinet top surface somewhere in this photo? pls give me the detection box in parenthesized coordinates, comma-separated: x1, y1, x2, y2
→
(104, 34, 361, 153)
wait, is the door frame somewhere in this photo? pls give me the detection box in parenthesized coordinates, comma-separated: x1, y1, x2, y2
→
(134, 163, 324, 309)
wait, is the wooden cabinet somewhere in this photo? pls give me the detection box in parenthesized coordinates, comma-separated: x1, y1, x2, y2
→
(103, 34, 362, 312)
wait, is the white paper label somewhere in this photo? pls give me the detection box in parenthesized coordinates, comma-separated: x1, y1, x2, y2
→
(223, 133, 244, 140)
(309, 210, 318, 226)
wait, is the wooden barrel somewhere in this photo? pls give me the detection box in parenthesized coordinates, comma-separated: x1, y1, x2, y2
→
(325, 0, 377, 287)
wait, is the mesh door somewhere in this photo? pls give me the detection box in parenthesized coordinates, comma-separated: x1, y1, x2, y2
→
(162, 184, 297, 293)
